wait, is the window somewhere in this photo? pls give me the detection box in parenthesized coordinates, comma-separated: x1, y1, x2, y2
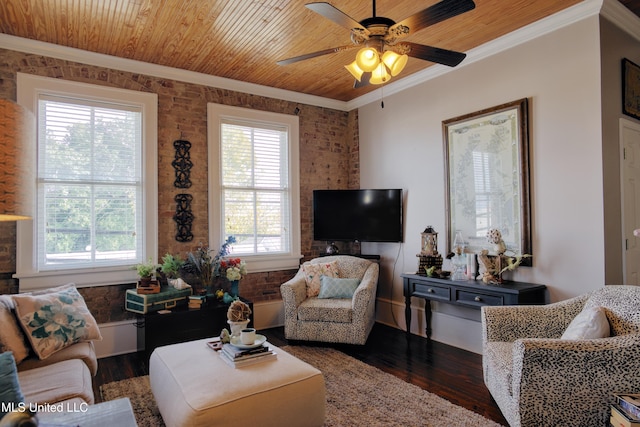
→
(473, 150, 503, 238)
(15, 73, 157, 290)
(208, 104, 301, 272)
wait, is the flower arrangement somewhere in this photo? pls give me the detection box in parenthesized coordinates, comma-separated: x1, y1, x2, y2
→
(220, 257, 247, 282)
(185, 236, 236, 290)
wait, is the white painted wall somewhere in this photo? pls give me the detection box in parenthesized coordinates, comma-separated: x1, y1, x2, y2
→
(359, 17, 604, 353)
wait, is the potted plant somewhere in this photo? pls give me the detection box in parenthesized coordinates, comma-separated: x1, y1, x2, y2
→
(135, 258, 160, 294)
(160, 253, 184, 286)
(226, 299, 252, 337)
(136, 258, 158, 282)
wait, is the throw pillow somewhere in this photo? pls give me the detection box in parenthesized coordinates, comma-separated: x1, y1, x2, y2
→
(12, 285, 103, 360)
(302, 260, 339, 298)
(318, 275, 361, 299)
(0, 297, 31, 364)
(561, 306, 610, 340)
(0, 352, 25, 417)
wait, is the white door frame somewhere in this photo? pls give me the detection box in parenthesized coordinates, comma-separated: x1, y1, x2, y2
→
(620, 117, 640, 285)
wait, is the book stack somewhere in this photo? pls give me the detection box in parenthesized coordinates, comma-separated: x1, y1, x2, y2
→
(188, 295, 206, 309)
(611, 394, 640, 427)
(219, 343, 277, 368)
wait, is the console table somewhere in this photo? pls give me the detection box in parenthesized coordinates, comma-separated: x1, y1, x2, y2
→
(402, 273, 546, 338)
(137, 297, 253, 359)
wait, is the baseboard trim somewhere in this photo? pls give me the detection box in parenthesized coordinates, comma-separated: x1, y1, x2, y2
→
(94, 319, 139, 358)
(374, 297, 482, 354)
(96, 298, 481, 358)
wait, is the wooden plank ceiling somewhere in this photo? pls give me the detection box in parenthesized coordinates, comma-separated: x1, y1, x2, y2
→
(0, 0, 638, 102)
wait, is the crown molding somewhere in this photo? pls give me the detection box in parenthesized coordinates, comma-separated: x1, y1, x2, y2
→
(600, 0, 640, 41)
(1, 0, 634, 112)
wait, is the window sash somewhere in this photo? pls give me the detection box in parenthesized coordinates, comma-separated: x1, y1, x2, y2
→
(220, 120, 291, 255)
(36, 96, 144, 270)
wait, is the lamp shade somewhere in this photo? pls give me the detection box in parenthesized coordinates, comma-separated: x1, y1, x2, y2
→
(355, 47, 380, 72)
(369, 62, 391, 85)
(344, 61, 364, 81)
(0, 99, 35, 221)
(382, 51, 408, 77)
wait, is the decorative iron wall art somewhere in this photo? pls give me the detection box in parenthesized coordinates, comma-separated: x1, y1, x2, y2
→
(173, 193, 194, 242)
(172, 139, 193, 188)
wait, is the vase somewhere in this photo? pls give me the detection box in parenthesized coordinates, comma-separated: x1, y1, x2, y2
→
(227, 319, 249, 337)
(451, 253, 467, 281)
(230, 280, 239, 297)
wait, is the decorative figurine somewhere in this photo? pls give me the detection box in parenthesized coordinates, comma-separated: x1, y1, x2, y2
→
(450, 230, 467, 281)
(417, 226, 443, 276)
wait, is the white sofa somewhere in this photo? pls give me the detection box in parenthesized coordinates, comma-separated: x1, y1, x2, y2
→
(16, 342, 97, 406)
(0, 287, 100, 417)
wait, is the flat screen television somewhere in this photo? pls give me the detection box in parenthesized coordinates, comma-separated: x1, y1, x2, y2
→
(313, 189, 403, 243)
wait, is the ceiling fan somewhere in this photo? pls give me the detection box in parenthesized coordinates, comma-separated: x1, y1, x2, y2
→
(277, 0, 476, 88)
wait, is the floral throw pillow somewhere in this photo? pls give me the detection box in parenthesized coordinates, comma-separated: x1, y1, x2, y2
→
(12, 285, 102, 360)
(302, 260, 339, 298)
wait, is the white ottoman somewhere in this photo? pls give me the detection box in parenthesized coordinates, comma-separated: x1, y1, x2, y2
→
(149, 338, 325, 427)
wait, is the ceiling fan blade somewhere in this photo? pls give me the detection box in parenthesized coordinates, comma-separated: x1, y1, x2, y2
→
(401, 42, 466, 67)
(354, 72, 371, 89)
(306, 2, 367, 32)
(391, 0, 475, 37)
(277, 45, 356, 66)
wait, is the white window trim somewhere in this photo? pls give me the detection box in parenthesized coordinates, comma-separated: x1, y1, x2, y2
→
(207, 103, 302, 272)
(14, 73, 158, 290)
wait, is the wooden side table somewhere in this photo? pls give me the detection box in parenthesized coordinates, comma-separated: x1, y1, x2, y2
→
(137, 297, 253, 359)
(402, 273, 546, 338)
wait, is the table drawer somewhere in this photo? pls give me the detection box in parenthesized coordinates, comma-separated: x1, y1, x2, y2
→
(412, 281, 450, 302)
(455, 290, 503, 307)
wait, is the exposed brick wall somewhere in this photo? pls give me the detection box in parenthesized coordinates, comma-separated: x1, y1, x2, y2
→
(0, 47, 359, 323)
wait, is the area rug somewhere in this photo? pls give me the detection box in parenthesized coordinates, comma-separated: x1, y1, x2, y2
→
(100, 346, 502, 427)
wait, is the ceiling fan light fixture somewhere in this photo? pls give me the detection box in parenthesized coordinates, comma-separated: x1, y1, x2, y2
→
(355, 47, 380, 72)
(382, 51, 408, 77)
(369, 62, 391, 85)
(345, 61, 364, 82)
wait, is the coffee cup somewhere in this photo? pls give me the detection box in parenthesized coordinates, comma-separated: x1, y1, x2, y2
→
(241, 328, 256, 345)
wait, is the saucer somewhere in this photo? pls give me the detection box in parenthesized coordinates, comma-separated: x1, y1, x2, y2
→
(230, 334, 267, 349)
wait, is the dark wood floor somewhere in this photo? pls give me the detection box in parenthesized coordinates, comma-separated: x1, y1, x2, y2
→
(93, 323, 508, 426)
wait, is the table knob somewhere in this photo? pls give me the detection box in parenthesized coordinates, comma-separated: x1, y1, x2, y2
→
(474, 296, 482, 302)
(427, 288, 434, 293)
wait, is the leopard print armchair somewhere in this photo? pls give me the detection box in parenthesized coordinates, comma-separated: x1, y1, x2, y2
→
(481, 285, 640, 427)
(280, 255, 379, 345)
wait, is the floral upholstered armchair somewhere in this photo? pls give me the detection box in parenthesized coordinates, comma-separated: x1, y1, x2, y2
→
(280, 255, 379, 345)
(481, 285, 640, 427)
